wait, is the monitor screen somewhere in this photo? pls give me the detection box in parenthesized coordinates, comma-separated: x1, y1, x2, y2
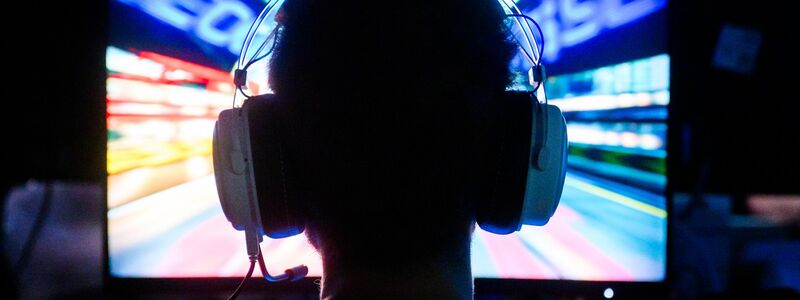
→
(107, 0, 668, 282)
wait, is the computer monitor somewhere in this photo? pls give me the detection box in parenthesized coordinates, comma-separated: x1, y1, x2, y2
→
(105, 0, 669, 296)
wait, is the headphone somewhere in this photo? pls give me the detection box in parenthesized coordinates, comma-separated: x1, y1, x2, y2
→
(213, 0, 567, 283)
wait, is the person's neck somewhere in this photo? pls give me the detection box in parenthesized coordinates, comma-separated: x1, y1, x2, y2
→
(319, 251, 473, 300)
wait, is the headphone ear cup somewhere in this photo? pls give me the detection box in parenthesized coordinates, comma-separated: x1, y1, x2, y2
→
(476, 93, 568, 234)
(519, 104, 567, 226)
(213, 109, 254, 231)
(243, 95, 304, 239)
(477, 92, 534, 234)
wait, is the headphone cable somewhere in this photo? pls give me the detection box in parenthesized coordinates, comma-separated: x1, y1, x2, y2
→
(244, 27, 279, 69)
(501, 1, 536, 64)
(227, 256, 257, 300)
(238, 86, 253, 100)
(506, 13, 544, 63)
(233, 23, 280, 107)
(238, 0, 281, 68)
(244, 36, 279, 71)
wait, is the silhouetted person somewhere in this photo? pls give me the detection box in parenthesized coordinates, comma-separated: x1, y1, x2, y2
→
(268, 0, 514, 298)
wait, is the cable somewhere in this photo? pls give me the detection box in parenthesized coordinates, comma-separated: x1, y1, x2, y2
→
(235, 41, 277, 104)
(232, 88, 238, 108)
(238, 0, 280, 68)
(235, 40, 276, 103)
(226, 243, 307, 299)
(232, 6, 282, 106)
(233, 0, 275, 107)
(502, 11, 547, 97)
(246, 40, 271, 69)
(238, 85, 253, 99)
(500, 0, 536, 64)
(501, 0, 535, 51)
(507, 24, 536, 66)
(531, 65, 545, 95)
(506, 13, 544, 62)
(12, 182, 52, 274)
(256, 250, 289, 282)
(504, 13, 545, 96)
(239, 0, 284, 68)
(244, 36, 279, 71)
(256, 249, 308, 282)
(504, 1, 543, 61)
(238, 5, 269, 68)
(227, 256, 257, 300)
(245, 27, 279, 69)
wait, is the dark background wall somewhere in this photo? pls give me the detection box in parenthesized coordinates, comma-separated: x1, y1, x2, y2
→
(2, 2, 107, 296)
(4, 0, 107, 187)
(668, 0, 800, 197)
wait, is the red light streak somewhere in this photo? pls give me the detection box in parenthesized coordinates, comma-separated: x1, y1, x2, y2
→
(139, 51, 232, 83)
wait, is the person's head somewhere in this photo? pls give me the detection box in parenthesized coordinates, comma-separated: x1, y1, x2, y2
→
(268, 0, 515, 273)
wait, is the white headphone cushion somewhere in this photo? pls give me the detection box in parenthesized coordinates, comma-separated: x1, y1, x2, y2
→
(520, 104, 568, 226)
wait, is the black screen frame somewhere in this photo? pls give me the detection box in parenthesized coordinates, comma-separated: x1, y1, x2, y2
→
(103, 0, 674, 298)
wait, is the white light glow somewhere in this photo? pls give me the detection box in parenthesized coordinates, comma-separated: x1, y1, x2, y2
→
(604, 287, 615, 299)
(550, 92, 663, 112)
(566, 123, 665, 151)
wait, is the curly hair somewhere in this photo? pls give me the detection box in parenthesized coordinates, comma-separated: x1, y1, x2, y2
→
(268, 0, 515, 270)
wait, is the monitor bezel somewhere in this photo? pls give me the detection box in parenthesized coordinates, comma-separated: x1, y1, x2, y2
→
(103, 1, 673, 297)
